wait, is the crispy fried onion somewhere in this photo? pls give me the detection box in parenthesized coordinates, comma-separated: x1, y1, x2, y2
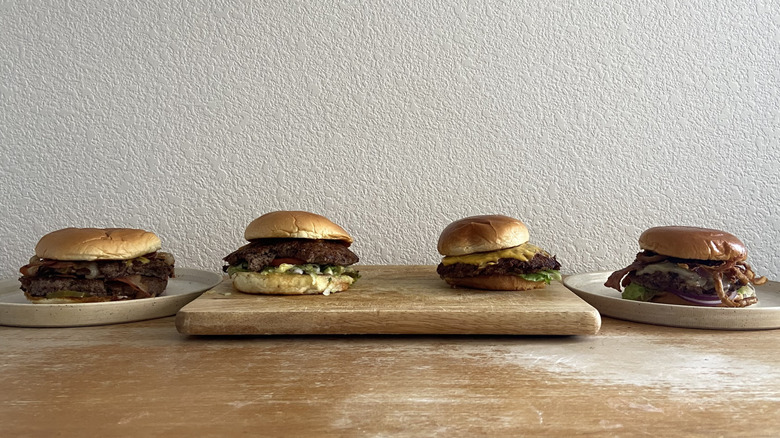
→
(705, 261, 764, 307)
(606, 251, 766, 307)
(711, 272, 755, 307)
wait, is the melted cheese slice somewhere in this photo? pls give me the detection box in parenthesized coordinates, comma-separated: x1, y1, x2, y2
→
(441, 242, 543, 268)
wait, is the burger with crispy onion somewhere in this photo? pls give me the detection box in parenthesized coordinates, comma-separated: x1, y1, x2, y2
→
(604, 226, 766, 307)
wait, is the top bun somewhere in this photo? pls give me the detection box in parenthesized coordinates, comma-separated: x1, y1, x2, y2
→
(35, 228, 162, 261)
(437, 214, 530, 256)
(639, 226, 747, 261)
(244, 211, 354, 245)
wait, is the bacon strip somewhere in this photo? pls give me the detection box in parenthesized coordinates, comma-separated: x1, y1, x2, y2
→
(604, 252, 667, 291)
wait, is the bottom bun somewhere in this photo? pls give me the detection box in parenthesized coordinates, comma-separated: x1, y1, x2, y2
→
(442, 275, 547, 291)
(232, 272, 354, 295)
(24, 294, 118, 304)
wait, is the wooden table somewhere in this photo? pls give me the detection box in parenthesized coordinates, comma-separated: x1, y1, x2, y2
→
(2, 314, 779, 436)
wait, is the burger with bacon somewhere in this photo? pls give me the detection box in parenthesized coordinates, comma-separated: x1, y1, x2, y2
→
(436, 214, 562, 291)
(223, 211, 360, 295)
(19, 228, 175, 303)
(604, 226, 766, 307)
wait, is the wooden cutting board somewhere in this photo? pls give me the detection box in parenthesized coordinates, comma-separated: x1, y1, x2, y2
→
(175, 265, 601, 335)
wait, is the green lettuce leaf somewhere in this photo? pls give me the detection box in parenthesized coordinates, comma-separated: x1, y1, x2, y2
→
(228, 262, 360, 283)
(226, 262, 249, 277)
(621, 283, 660, 301)
(519, 269, 562, 284)
(735, 285, 756, 300)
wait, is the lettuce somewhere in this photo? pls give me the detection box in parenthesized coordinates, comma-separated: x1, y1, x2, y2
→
(227, 262, 360, 282)
(226, 262, 249, 277)
(735, 285, 756, 300)
(621, 283, 660, 302)
(519, 269, 562, 284)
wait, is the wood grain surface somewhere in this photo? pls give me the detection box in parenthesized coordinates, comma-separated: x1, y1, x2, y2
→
(175, 265, 601, 336)
(1, 316, 779, 436)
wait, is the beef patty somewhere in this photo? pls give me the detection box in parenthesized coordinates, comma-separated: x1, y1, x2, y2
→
(18, 252, 175, 301)
(20, 276, 169, 301)
(437, 253, 561, 278)
(23, 254, 175, 280)
(630, 269, 742, 297)
(223, 238, 359, 272)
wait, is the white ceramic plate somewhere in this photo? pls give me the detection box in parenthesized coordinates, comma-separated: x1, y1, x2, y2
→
(563, 272, 780, 330)
(0, 268, 223, 327)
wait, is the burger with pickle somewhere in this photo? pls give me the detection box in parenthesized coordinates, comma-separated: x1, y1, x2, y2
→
(19, 227, 175, 303)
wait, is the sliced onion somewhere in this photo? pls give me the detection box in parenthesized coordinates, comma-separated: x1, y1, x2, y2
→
(159, 252, 176, 266)
(673, 291, 736, 306)
(85, 262, 100, 279)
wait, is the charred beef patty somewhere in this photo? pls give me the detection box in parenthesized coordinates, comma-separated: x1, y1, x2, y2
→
(19, 252, 175, 301)
(20, 254, 175, 280)
(20, 276, 169, 300)
(629, 269, 742, 297)
(604, 249, 765, 307)
(437, 252, 561, 278)
(223, 238, 359, 272)
(605, 251, 757, 295)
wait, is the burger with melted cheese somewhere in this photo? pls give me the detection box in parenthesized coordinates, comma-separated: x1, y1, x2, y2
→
(436, 215, 562, 291)
(19, 228, 175, 303)
(223, 211, 360, 295)
(604, 226, 767, 307)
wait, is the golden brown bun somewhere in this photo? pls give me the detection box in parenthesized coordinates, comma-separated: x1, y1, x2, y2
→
(442, 275, 546, 291)
(639, 226, 747, 261)
(24, 294, 120, 304)
(232, 272, 354, 295)
(35, 228, 162, 261)
(244, 211, 353, 245)
(437, 215, 530, 256)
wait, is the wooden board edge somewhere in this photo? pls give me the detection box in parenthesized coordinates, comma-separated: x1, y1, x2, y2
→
(175, 307, 602, 336)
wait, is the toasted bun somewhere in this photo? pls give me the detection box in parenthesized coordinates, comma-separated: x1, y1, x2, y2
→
(244, 211, 353, 245)
(35, 228, 162, 261)
(639, 226, 747, 261)
(442, 275, 546, 291)
(24, 295, 119, 304)
(438, 215, 530, 256)
(232, 272, 354, 295)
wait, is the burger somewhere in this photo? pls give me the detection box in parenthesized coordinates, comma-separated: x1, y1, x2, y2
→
(436, 214, 562, 290)
(222, 211, 360, 295)
(19, 228, 176, 303)
(604, 226, 767, 307)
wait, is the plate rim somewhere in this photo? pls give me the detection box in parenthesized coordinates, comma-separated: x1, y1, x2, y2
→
(563, 271, 780, 330)
(0, 267, 223, 327)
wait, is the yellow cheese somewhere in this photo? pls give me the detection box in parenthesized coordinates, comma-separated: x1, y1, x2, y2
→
(441, 242, 544, 268)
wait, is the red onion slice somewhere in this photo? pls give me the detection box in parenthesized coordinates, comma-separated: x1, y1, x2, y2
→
(673, 291, 736, 306)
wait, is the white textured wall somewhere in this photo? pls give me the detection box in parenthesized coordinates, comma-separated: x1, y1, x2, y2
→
(1, 1, 779, 279)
